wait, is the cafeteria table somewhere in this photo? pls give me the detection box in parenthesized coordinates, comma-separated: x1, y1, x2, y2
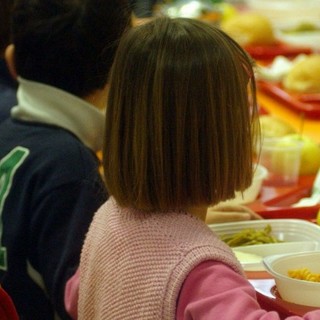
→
(246, 89, 320, 318)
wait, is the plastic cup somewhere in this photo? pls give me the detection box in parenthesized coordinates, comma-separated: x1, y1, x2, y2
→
(257, 137, 303, 187)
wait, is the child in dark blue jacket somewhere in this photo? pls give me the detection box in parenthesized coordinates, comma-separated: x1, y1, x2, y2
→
(0, 1, 130, 319)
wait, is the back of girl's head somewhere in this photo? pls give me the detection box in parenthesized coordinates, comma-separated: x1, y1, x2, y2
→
(0, 0, 13, 55)
(11, 0, 130, 97)
(104, 17, 259, 212)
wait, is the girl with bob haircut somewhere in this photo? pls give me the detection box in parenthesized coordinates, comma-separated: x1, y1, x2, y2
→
(104, 17, 257, 211)
(75, 17, 320, 319)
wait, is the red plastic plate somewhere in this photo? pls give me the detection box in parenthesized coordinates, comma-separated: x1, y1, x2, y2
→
(247, 176, 320, 221)
(245, 41, 312, 61)
(249, 279, 318, 318)
(258, 81, 320, 118)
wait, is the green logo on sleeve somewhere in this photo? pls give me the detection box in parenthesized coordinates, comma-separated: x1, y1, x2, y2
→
(0, 147, 30, 270)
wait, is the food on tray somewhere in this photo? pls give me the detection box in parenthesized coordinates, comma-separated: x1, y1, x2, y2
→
(256, 54, 320, 118)
(283, 54, 320, 94)
(288, 267, 320, 282)
(259, 115, 296, 138)
(220, 13, 276, 46)
(282, 22, 320, 33)
(256, 54, 307, 83)
(220, 224, 281, 247)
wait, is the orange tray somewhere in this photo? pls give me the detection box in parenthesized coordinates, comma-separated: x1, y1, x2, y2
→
(244, 41, 312, 61)
(247, 175, 320, 221)
(258, 81, 320, 118)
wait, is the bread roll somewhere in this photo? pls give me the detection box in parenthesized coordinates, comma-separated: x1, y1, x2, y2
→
(283, 54, 320, 94)
(220, 13, 276, 46)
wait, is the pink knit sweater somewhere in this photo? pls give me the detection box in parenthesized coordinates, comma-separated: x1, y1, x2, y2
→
(78, 197, 244, 319)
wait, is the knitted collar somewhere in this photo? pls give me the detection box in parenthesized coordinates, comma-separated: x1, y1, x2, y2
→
(11, 77, 104, 152)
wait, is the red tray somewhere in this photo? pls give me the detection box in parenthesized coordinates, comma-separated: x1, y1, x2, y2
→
(249, 279, 318, 319)
(258, 81, 320, 118)
(247, 175, 320, 221)
(245, 41, 312, 61)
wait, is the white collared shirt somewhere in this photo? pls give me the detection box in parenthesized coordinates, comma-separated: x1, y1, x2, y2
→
(11, 77, 105, 152)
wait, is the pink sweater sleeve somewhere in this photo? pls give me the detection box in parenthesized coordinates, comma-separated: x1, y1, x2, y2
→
(176, 261, 320, 320)
(64, 268, 80, 320)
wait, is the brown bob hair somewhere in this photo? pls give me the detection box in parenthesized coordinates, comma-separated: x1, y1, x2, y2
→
(103, 17, 259, 212)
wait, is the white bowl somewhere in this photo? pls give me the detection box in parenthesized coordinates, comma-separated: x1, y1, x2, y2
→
(263, 251, 320, 307)
(219, 164, 268, 205)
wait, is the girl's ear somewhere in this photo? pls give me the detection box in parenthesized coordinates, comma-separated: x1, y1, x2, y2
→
(5, 44, 18, 80)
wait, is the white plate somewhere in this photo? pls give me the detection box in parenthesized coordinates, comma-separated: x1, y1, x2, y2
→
(244, 0, 320, 31)
(234, 241, 318, 271)
(277, 31, 320, 52)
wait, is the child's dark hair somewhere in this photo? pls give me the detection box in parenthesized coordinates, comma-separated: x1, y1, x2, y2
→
(104, 17, 259, 211)
(11, 0, 131, 97)
(0, 0, 13, 55)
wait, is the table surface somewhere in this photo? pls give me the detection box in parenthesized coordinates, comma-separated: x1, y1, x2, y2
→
(242, 23, 320, 319)
(245, 88, 319, 315)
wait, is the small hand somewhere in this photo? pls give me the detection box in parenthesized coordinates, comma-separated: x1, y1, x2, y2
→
(206, 204, 262, 224)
